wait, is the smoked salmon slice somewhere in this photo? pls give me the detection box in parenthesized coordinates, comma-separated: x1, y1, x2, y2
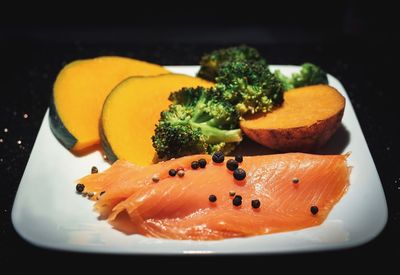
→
(78, 153, 350, 240)
(79, 155, 212, 217)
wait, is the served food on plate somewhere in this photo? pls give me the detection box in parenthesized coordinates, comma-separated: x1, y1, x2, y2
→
(49, 56, 169, 153)
(49, 45, 350, 239)
(77, 152, 350, 240)
(100, 74, 213, 165)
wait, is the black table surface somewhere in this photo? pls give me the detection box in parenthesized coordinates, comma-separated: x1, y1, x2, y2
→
(1, 28, 399, 267)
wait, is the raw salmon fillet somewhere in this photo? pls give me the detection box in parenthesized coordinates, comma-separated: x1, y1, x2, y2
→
(78, 153, 350, 240)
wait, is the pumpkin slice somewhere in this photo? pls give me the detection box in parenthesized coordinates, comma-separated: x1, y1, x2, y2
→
(49, 56, 170, 153)
(240, 85, 345, 152)
(100, 74, 214, 165)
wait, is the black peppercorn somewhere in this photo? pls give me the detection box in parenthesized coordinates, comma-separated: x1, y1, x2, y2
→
(226, 159, 239, 171)
(76, 183, 85, 193)
(169, 169, 177, 177)
(235, 154, 243, 163)
(233, 168, 246, 180)
(251, 199, 261, 209)
(198, 158, 207, 168)
(212, 151, 225, 163)
(191, 161, 199, 169)
(311, 205, 319, 215)
(209, 194, 217, 202)
(233, 195, 242, 206)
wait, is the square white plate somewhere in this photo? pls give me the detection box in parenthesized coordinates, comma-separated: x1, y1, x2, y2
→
(12, 65, 387, 254)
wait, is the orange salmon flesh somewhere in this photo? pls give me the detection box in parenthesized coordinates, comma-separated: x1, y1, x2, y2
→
(78, 153, 350, 240)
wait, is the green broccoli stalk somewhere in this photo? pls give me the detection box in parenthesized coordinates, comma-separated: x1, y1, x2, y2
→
(274, 63, 328, 91)
(215, 61, 284, 115)
(197, 45, 267, 81)
(152, 87, 242, 159)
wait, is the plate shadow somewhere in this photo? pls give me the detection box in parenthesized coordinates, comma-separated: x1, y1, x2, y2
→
(316, 124, 351, 155)
(232, 123, 350, 156)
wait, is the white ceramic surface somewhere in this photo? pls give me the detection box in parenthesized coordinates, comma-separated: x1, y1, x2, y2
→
(11, 65, 387, 254)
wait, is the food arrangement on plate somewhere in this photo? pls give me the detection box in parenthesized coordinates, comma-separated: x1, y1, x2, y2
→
(49, 45, 349, 240)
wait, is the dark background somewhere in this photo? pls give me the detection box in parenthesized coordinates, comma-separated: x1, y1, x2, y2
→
(1, 0, 399, 268)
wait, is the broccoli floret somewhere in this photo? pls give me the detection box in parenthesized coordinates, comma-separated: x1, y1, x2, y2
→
(169, 87, 240, 129)
(153, 120, 207, 158)
(152, 87, 242, 159)
(274, 63, 328, 90)
(273, 70, 293, 91)
(197, 45, 267, 81)
(291, 63, 328, 87)
(215, 61, 284, 115)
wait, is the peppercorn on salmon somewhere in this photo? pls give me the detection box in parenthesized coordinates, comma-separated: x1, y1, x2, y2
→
(77, 153, 350, 240)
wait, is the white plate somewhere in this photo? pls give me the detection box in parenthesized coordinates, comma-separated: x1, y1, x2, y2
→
(12, 65, 387, 254)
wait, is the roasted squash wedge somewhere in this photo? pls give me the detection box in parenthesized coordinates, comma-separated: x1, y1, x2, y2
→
(100, 74, 214, 165)
(49, 56, 169, 153)
(240, 85, 345, 152)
